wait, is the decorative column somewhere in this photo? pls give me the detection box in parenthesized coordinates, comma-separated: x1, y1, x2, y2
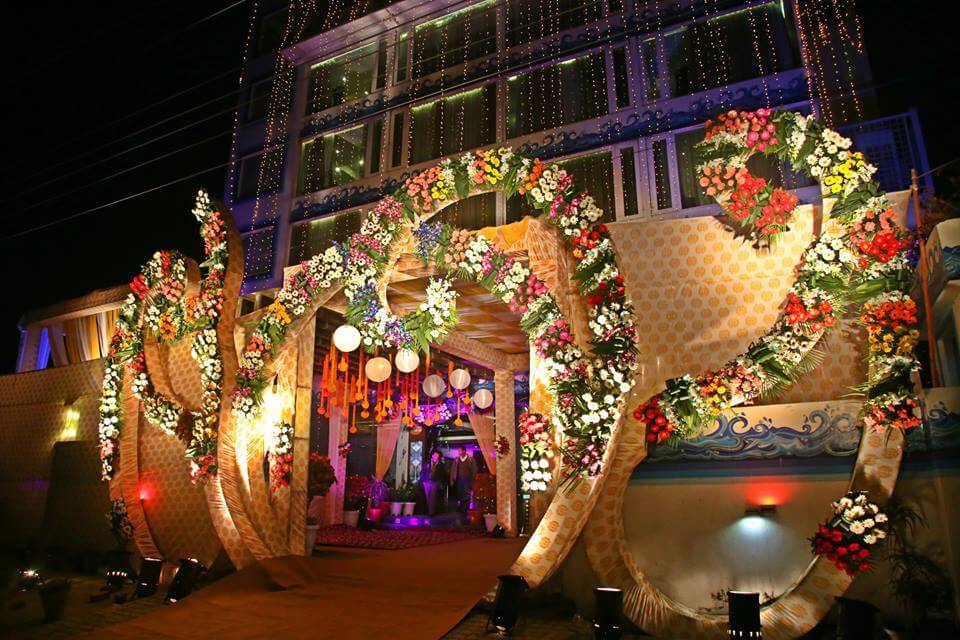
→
(289, 321, 315, 553)
(494, 369, 517, 534)
(325, 406, 348, 525)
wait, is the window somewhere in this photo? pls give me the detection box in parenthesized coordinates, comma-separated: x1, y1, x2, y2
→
(289, 209, 363, 265)
(396, 34, 410, 82)
(307, 42, 385, 113)
(641, 38, 661, 101)
(506, 53, 608, 138)
(506, 0, 604, 48)
(433, 192, 497, 229)
(391, 112, 405, 167)
(408, 85, 496, 164)
(507, 151, 615, 223)
(247, 79, 272, 121)
(243, 228, 275, 278)
(258, 7, 289, 55)
(235, 148, 284, 201)
(369, 118, 384, 174)
(298, 125, 368, 194)
(412, 0, 497, 78)
(662, 2, 800, 98)
(652, 140, 672, 210)
(620, 148, 639, 217)
(612, 47, 630, 109)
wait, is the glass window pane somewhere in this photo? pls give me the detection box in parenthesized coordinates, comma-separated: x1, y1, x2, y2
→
(289, 210, 363, 265)
(369, 119, 383, 174)
(664, 2, 801, 98)
(676, 129, 712, 209)
(396, 36, 409, 82)
(391, 112, 405, 167)
(506, 53, 608, 138)
(409, 84, 496, 165)
(236, 148, 283, 201)
(307, 43, 378, 113)
(434, 192, 497, 229)
(620, 148, 639, 217)
(613, 47, 630, 109)
(412, 0, 497, 78)
(652, 140, 672, 210)
(506, 0, 604, 48)
(244, 228, 275, 278)
(298, 125, 368, 194)
(642, 38, 661, 101)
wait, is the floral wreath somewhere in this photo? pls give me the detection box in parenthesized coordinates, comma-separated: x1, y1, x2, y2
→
(234, 147, 638, 484)
(98, 190, 228, 483)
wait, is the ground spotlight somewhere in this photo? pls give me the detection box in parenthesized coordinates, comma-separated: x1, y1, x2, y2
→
(106, 567, 131, 590)
(486, 574, 528, 635)
(18, 569, 42, 591)
(593, 587, 623, 639)
(490, 524, 506, 538)
(727, 591, 762, 638)
(165, 558, 205, 603)
(134, 557, 163, 598)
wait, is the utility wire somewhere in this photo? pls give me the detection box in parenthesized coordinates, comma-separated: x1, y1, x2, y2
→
(2, 162, 230, 241)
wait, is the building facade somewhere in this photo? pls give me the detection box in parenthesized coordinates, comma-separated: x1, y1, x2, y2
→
(228, 0, 929, 298)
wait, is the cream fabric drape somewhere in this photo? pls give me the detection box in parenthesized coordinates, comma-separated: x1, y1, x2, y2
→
(468, 412, 497, 476)
(375, 420, 402, 480)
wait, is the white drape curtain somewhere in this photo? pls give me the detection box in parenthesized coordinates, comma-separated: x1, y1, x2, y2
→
(375, 420, 402, 480)
(468, 412, 497, 476)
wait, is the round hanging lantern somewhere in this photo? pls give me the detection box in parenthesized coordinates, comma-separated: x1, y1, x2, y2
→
(473, 388, 493, 410)
(422, 374, 446, 398)
(394, 349, 420, 373)
(449, 368, 471, 390)
(365, 356, 392, 383)
(333, 324, 361, 352)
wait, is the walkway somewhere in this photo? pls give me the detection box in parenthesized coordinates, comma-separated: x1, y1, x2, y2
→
(87, 537, 526, 639)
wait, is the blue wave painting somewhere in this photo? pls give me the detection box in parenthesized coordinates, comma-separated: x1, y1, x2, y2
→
(645, 407, 861, 463)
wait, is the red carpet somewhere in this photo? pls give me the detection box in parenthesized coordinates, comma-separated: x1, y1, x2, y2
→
(88, 537, 526, 639)
(315, 525, 481, 550)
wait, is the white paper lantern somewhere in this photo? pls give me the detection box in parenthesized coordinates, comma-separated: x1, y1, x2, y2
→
(472, 388, 493, 409)
(333, 324, 361, 352)
(394, 349, 420, 373)
(365, 356, 392, 383)
(449, 368, 471, 390)
(422, 374, 446, 398)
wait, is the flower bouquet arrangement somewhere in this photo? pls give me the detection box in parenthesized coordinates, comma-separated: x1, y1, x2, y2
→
(495, 435, 510, 457)
(811, 491, 887, 576)
(518, 412, 553, 492)
(106, 498, 134, 543)
(308, 453, 336, 497)
(269, 422, 294, 491)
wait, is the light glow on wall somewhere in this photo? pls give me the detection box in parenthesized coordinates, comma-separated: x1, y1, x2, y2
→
(59, 406, 80, 441)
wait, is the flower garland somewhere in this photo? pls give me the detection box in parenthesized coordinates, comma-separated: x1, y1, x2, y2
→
(518, 411, 553, 492)
(811, 491, 888, 576)
(106, 498, 134, 542)
(232, 145, 638, 484)
(98, 190, 228, 482)
(269, 422, 294, 491)
(634, 109, 920, 447)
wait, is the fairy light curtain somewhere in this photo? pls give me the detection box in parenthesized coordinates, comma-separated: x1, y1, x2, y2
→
(411, 0, 497, 79)
(409, 85, 496, 165)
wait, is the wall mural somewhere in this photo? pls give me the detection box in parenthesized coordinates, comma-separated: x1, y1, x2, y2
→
(99, 110, 920, 639)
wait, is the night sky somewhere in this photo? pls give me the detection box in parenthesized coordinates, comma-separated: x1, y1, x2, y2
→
(0, 1, 955, 373)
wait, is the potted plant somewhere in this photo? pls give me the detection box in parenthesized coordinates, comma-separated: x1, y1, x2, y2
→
(388, 487, 403, 517)
(39, 578, 71, 621)
(307, 453, 336, 525)
(472, 473, 498, 532)
(366, 478, 387, 523)
(305, 517, 320, 556)
(398, 481, 418, 516)
(343, 475, 371, 527)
